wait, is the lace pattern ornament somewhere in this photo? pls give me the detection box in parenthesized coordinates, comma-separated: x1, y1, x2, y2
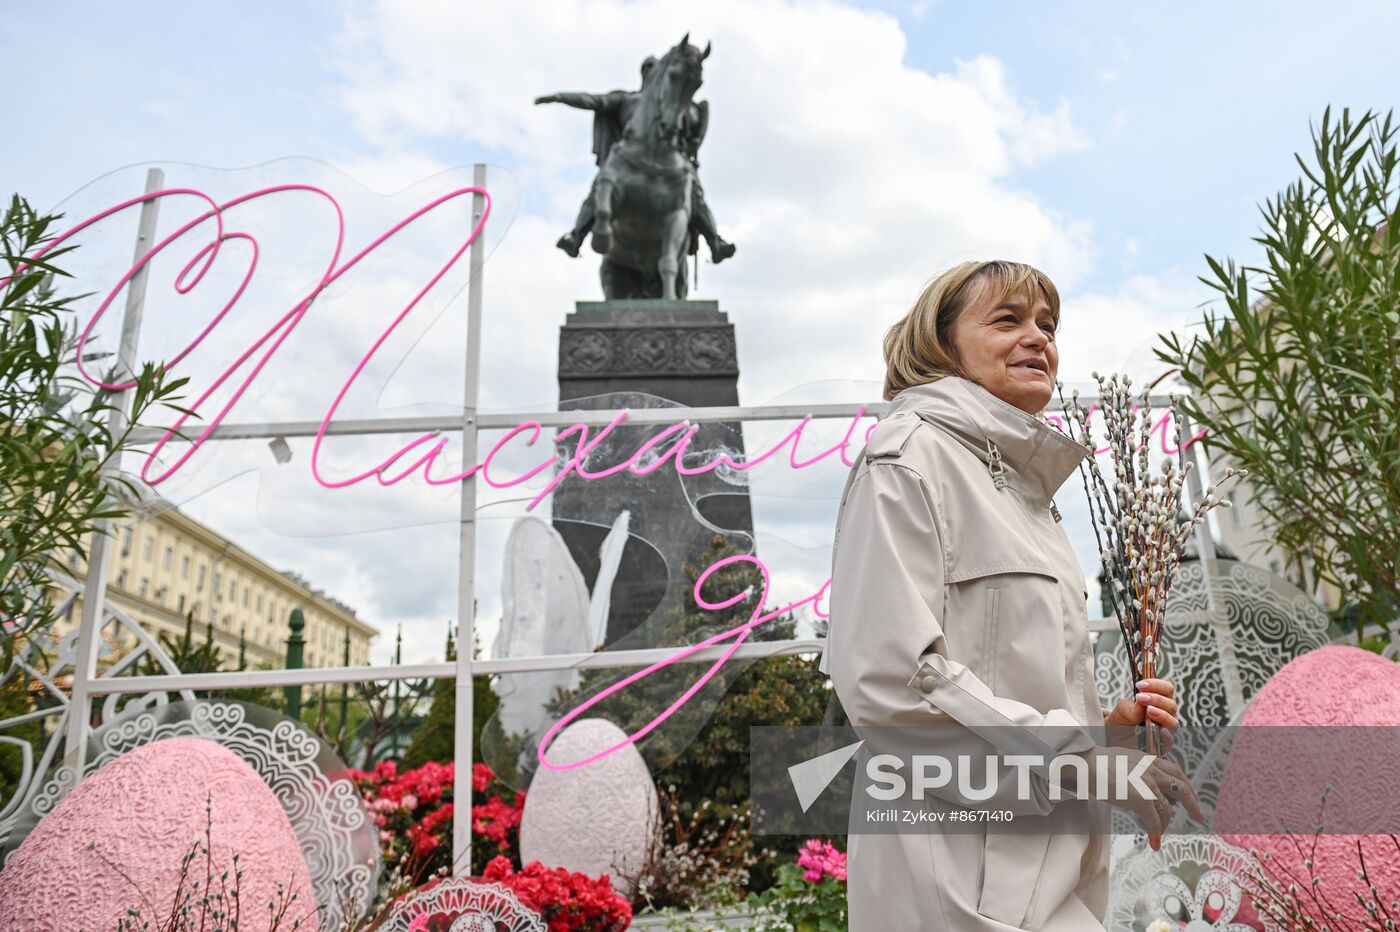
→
(380, 876, 546, 932)
(1105, 834, 1260, 931)
(0, 736, 320, 931)
(2, 699, 380, 931)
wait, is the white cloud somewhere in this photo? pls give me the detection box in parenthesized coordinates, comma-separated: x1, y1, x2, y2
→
(331, 0, 1096, 409)
(140, 98, 181, 120)
(1056, 273, 1208, 389)
(128, 0, 1116, 665)
(328, 151, 455, 196)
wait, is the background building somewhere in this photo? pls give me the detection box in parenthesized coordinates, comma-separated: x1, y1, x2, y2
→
(1212, 469, 1332, 595)
(48, 494, 376, 670)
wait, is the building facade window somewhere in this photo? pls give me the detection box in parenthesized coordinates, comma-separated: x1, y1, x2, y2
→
(229, 580, 236, 601)
(243, 587, 250, 608)
(210, 606, 219, 625)
(143, 538, 153, 561)
(255, 593, 262, 612)
(196, 565, 206, 590)
(163, 546, 173, 570)
(122, 527, 133, 557)
(177, 594, 186, 613)
(192, 601, 201, 621)
(138, 578, 149, 598)
(1227, 490, 1245, 529)
(155, 585, 167, 605)
(181, 555, 190, 578)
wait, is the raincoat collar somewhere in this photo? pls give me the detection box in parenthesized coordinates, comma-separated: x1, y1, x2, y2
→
(886, 376, 1090, 507)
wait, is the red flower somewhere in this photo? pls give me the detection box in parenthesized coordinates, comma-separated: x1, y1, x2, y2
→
(483, 855, 513, 882)
(473, 860, 631, 931)
(472, 795, 523, 847)
(353, 758, 530, 882)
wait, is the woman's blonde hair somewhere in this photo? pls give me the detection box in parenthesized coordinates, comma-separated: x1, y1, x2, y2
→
(882, 260, 1061, 401)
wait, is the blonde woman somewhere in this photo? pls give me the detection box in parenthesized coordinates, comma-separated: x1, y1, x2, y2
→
(819, 261, 1202, 930)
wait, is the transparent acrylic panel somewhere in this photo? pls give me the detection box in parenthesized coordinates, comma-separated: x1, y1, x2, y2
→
(33, 158, 520, 510)
(23, 151, 1148, 806)
(479, 382, 882, 790)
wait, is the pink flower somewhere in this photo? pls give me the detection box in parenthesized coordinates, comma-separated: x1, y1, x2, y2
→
(796, 838, 847, 884)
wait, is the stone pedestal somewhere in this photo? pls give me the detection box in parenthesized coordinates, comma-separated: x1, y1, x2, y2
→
(554, 299, 755, 647)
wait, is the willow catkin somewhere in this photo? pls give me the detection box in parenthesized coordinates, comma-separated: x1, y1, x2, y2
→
(1056, 374, 1248, 690)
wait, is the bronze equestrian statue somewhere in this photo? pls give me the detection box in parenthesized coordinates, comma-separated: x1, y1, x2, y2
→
(535, 35, 736, 299)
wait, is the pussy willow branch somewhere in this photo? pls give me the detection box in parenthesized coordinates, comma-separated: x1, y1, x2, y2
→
(1057, 382, 1140, 682)
(1055, 373, 1248, 696)
(1239, 784, 1400, 929)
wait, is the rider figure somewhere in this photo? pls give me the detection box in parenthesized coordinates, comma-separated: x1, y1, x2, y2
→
(535, 55, 736, 264)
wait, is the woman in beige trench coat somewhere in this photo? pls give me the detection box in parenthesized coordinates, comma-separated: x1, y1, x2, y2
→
(819, 261, 1201, 931)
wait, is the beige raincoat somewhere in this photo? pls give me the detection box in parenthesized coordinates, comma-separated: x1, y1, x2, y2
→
(819, 376, 1113, 931)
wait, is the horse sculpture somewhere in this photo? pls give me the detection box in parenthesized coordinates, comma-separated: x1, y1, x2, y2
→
(589, 35, 711, 300)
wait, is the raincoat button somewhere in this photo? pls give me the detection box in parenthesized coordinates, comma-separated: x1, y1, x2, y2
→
(919, 674, 937, 694)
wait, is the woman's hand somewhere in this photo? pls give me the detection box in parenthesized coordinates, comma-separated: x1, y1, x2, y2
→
(1104, 677, 1181, 754)
(1081, 745, 1206, 850)
(1106, 677, 1181, 728)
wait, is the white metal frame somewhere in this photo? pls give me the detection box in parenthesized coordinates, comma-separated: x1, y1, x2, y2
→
(57, 164, 1231, 876)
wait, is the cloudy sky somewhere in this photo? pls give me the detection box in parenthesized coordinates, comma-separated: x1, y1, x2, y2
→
(4, 0, 1396, 665)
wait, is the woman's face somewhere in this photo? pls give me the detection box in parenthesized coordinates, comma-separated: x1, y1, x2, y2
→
(948, 276, 1059, 415)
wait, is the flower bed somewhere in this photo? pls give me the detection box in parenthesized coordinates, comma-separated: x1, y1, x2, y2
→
(481, 856, 632, 931)
(351, 759, 632, 929)
(349, 759, 524, 880)
(634, 838, 848, 931)
(351, 760, 853, 930)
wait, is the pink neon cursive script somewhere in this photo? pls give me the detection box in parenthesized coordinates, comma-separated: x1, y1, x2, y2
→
(535, 553, 832, 771)
(2, 184, 492, 486)
(3, 185, 1203, 501)
(0, 186, 1210, 774)
(531, 406, 1204, 770)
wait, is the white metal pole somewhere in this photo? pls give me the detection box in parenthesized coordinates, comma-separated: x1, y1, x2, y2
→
(66, 167, 164, 768)
(452, 165, 487, 874)
(1180, 410, 1246, 714)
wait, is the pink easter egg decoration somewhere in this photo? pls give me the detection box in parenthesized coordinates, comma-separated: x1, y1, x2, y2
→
(0, 736, 320, 931)
(1215, 645, 1400, 926)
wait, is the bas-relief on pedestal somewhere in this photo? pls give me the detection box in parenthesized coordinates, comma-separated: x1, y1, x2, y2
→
(560, 300, 738, 379)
